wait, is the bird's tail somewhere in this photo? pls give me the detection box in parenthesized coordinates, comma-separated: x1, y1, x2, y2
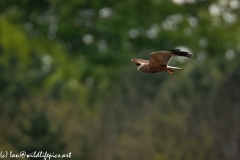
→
(166, 66, 185, 74)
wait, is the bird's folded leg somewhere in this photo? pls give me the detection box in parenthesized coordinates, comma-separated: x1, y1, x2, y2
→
(166, 69, 174, 74)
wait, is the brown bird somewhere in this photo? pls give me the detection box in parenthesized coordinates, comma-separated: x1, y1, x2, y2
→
(131, 49, 192, 74)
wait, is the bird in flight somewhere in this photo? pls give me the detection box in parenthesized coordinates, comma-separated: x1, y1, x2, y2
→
(131, 49, 192, 74)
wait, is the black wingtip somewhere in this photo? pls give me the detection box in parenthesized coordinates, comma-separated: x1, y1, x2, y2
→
(168, 49, 193, 58)
(168, 49, 180, 52)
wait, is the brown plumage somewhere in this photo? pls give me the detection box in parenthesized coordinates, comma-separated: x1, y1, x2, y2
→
(131, 49, 192, 74)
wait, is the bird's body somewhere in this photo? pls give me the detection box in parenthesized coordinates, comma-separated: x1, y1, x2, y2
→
(131, 49, 192, 74)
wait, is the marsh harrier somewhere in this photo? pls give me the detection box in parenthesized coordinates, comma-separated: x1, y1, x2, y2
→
(131, 49, 192, 74)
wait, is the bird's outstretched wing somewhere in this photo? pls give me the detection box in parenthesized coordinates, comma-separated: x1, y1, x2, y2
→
(131, 59, 149, 66)
(149, 51, 172, 68)
(149, 49, 192, 68)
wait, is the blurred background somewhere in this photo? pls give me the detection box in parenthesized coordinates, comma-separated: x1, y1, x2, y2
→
(0, 0, 240, 160)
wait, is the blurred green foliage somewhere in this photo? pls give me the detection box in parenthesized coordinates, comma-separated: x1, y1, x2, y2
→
(0, 0, 240, 160)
